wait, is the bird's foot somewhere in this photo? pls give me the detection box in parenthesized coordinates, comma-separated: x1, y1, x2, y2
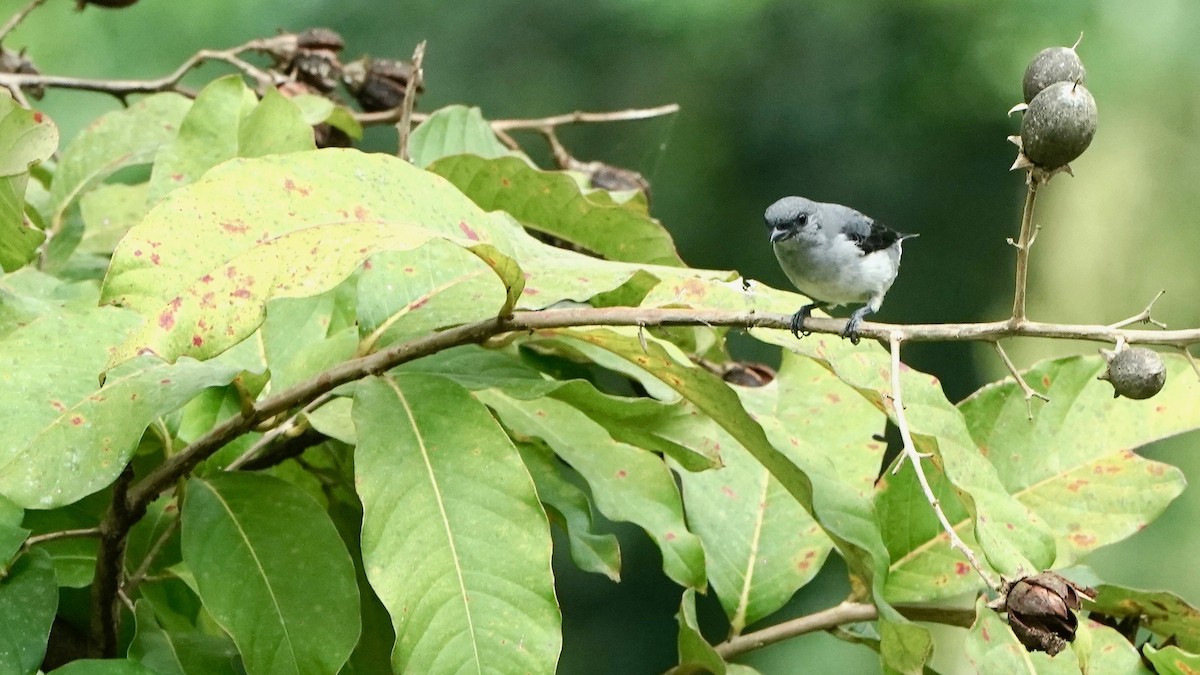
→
(840, 306, 873, 345)
(789, 303, 820, 339)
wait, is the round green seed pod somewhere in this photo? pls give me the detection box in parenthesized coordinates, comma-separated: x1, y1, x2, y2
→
(1020, 81, 1097, 170)
(1023, 46, 1086, 103)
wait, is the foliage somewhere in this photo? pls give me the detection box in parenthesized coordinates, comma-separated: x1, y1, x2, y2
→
(0, 41, 1198, 675)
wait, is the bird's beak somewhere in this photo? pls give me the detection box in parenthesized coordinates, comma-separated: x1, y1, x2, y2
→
(769, 226, 792, 243)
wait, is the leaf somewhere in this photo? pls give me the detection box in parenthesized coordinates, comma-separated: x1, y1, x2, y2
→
(353, 374, 560, 674)
(1074, 620, 1154, 675)
(100, 148, 523, 367)
(1088, 584, 1200, 652)
(48, 93, 191, 227)
(1143, 644, 1200, 675)
(0, 548, 56, 675)
(408, 105, 509, 168)
(31, 536, 95, 587)
(237, 87, 316, 158)
(356, 241, 509, 353)
(479, 389, 705, 588)
(0, 495, 27, 565)
(145, 75, 258, 204)
(0, 173, 43, 273)
(304, 396, 356, 444)
(879, 619, 933, 675)
(0, 94, 57, 177)
(77, 182, 150, 257)
(128, 601, 241, 675)
(963, 597, 1038, 674)
(288, 94, 363, 140)
(516, 440, 621, 581)
(262, 277, 359, 390)
(675, 589, 728, 675)
(48, 660, 156, 674)
(181, 473, 361, 675)
(0, 308, 252, 508)
(960, 355, 1190, 566)
(431, 153, 684, 266)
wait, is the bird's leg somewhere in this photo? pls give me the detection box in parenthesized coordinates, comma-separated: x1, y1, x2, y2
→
(842, 305, 875, 345)
(790, 302, 823, 339)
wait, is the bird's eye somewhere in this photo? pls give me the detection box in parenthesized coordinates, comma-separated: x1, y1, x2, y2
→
(795, 214, 808, 226)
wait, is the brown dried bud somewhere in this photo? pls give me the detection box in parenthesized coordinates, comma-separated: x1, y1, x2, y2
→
(586, 162, 651, 196)
(721, 362, 775, 387)
(292, 50, 342, 93)
(0, 47, 42, 100)
(296, 28, 344, 52)
(1004, 572, 1096, 655)
(343, 57, 423, 112)
(75, 0, 139, 8)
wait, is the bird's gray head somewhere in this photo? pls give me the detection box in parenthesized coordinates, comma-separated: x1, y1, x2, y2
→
(764, 196, 819, 243)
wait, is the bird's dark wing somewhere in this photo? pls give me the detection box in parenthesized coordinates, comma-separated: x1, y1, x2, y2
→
(845, 219, 905, 254)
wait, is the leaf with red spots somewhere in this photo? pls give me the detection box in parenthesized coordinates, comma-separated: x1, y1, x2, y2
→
(964, 596, 1043, 672)
(961, 356, 1190, 567)
(0, 308, 247, 508)
(479, 389, 705, 589)
(353, 374, 560, 673)
(407, 105, 510, 169)
(0, 174, 45, 272)
(430, 154, 684, 266)
(0, 94, 57, 177)
(1144, 643, 1200, 674)
(1089, 585, 1200, 654)
(101, 149, 523, 368)
(48, 93, 190, 229)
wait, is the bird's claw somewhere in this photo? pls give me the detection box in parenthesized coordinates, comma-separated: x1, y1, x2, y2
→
(841, 315, 864, 345)
(789, 304, 819, 339)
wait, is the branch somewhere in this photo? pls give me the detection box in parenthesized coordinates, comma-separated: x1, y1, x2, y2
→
(395, 40, 426, 161)
(1010, 182, 1040, 323)
(20, 527, 100, 552)
(0, 0, 48, 43)
(710, 601, 976, 660)
(490, 103, 680, 131)
(1108, 290, 1167, 330)
(89, 464, 135, 657)
(890, 335, 999, 591)
(993, 341, 1049, 420)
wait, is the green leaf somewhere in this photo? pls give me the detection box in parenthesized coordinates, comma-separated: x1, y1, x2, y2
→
(0, 308, 251, 508)
(304, 396, 356, 444)
(1143, 644, 1200, 675)
(963, 597, 1038, 674)
(353, 374, 560, 674)
(31, 536, 95, 587)
(0, 495, 27, 565)
(480, 389, 705, 588)
(960, 355, 1190, 566)
(77, 182, 150, 257)
(1074, 620, 1154, 675)
(0, 174, 44, 272)
(100, 148, 522, 367)
(128, 601, 241, 675)
(0, 268, 101, 338)
(516, 440, 621, 580)
(288, 95, 363, 140)
(262, 277, 359, 390)
(879, 619, 933, 675)
(237, 87, 316, 158)
(408, 105, 509, 168)
(0, 94, 57, 177)
(675, 589, 728, 675)
(181, 473, 361, 675)
(146, 75, 257, 204)
(49, 93, 191, 228)
(48, 660, 156, 674)
(431, 153, 684, 266)
(0, 548, 56, 675)
(356, 241, 509, 353)
(1088, 584, 1200, 652)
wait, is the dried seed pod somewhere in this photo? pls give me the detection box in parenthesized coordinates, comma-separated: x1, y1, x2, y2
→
(293, 50, 342, 93)
(1019, 81, 1097, 170)
(0, 47, 43, 100)
(343, 57, 423, 112)
(1023, 45, 1086, 103)
(296, 27, 344, 52)
(585, 162, 651, 196)
(1005, 572, 1096, 656)
(721, 362, 775, 387)
(76, 0, 139, 7)
(1098, 347, 1166, 399)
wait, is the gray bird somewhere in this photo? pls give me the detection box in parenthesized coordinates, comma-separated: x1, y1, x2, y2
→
(765, 196, 916, 344)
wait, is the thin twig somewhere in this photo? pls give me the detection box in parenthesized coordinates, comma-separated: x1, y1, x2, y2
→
(0, 0, 48, 43)
(889, 334, 999, 591)
(395, 40, 426, 161)
(1107, 290, 1167, 330)
(1010, 182, 1039, 323)
(993, 341, 1049, 420)
(21, 527, 100, 552)
(121, 517, 179, 599)
(1180, 347, 1200, 381)
(226, 391, 334, 470)
(491, 103, 680, 131)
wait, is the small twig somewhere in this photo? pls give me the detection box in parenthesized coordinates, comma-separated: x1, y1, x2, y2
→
(1180, 347, 1200, 381)
(227, 392, 333, 471)
(491, 103, 680, 131)
(992, 341, 1049, 420)
(121, 517, 179, 599)
(21, 527, 100, 552)
(1011, 182, 1040, 323)
(395, 40, 426, 161)
(1107, 290, 1167, 330)
(0, 0, 48, 43)
(889, 334, 999, 591)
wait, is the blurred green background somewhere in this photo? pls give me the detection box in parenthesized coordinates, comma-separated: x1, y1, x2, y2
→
(13, 0, 1200, 671)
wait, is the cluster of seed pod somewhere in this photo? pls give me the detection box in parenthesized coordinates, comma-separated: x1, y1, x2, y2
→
(1009, 38, 1098, 179)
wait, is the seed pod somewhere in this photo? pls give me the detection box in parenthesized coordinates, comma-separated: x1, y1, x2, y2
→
(0, 47, 43, 100)
(1005, 572, 1095, 656)
(1023, 45, 1086, 103)
(343, 57, 423, 112)
(296, 28, 344, 52)
(76, 0, 139, 7)
(293, 50, 342, 93)
(1098, 347, 1166, 399)
(1019, 81, 1097, 170)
